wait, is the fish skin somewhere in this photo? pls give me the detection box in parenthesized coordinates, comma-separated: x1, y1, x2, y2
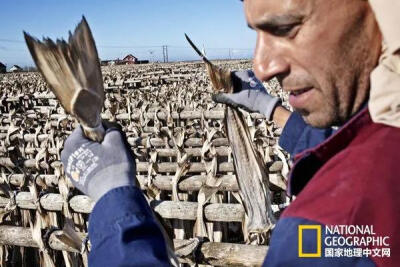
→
(24, 17, 105, 142)
(24, 18, 180, 265)
(186, 34, 276, 244)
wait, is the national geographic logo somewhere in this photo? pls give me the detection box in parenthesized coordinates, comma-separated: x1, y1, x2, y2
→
(298, 224, 391, 258)
(298, 225, 322, 257)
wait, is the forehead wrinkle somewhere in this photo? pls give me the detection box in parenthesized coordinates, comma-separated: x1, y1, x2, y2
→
(245, 0, 314, 28)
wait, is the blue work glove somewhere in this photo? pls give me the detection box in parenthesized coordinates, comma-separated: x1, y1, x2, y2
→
(212, 70, 281, 120)
(61, 125, 136, 201)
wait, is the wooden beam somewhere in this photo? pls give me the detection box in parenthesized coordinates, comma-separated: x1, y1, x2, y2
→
(0, 192, 245, 222)
(0, 225, 268, 266)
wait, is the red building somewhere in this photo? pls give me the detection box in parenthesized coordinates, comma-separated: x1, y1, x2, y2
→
(100, 54, 149, 66)
(122, 54, 138, 64)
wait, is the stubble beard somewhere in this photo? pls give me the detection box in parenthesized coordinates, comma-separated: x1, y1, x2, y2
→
(299, 29, 379, 128)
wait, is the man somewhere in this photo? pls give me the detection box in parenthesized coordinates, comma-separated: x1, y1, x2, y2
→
(61, 0, 399, 266)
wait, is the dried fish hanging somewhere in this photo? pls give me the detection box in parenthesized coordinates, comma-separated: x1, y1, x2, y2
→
(0, 55, 291, 265)
(195, 128, 223, 241)
(185, 34, 277, 244)
(24, 17, 105, 142)
(23, 17, 179, 266)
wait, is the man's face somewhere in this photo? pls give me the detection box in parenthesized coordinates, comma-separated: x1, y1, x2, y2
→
(244, 0, 382, 127)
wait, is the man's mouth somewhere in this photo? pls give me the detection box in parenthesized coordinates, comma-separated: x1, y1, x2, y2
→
(288, 87, 314, 109)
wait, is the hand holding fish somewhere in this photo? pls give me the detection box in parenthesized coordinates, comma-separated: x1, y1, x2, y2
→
(212, 70, 281, 120)
(61, 125, 136, 201)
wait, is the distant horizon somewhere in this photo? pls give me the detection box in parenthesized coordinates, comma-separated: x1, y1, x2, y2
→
(0, 42, 254, 69)
(0, 58, 253, 74)
(0, 0, 256, 68)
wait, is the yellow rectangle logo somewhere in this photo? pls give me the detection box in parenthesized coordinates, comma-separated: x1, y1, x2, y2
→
(298, 225, 321, 257)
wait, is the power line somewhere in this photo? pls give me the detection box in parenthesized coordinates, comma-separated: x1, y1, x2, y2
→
(0, 38, 25, 43)
(168, 45, 252, 50)
(0, 38, 253, 64)
(98, 45, 163, 49)
(0, 39, 253, 53)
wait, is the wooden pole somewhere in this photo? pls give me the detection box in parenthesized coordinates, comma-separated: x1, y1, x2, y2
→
(0, 192, 245, 222)
(0, 109, 266, 123)
(0, 225, 268, 266)
(0, 158, 235, 173)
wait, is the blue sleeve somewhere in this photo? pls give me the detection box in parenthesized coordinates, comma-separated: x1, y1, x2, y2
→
(279, 112, 335, 156)
(88, 186, 170, 267)
(263, 217, 375, 267)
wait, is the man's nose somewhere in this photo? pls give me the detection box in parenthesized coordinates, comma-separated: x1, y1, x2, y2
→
(253, 33, 290, 82)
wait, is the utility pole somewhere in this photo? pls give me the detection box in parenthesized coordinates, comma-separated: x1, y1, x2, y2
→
(162, 45, 169, 63)
(229, 48, 232, 60)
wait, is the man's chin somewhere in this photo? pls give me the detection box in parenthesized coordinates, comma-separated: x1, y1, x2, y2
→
(297, 109, 336, 129)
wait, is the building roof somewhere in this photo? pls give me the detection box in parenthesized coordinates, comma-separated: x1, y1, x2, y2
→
(10, 65, 22, 69)
(123, 54, 138, 61)
(9, 65, 23, 72)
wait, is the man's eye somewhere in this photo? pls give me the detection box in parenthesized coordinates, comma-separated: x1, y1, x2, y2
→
(272, 24, 298, 37)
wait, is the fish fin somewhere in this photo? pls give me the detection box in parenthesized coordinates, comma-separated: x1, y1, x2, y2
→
(24, 16, 104, 127)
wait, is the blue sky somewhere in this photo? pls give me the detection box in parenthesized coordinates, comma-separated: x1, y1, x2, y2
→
(0, 0, 256, 68)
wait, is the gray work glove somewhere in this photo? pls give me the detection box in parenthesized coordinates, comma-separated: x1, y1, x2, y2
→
(61, 125, 136, 201)
(212, 70, 281, 120)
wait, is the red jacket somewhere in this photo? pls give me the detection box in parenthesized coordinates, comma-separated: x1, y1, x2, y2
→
(265, 107, 400, 266)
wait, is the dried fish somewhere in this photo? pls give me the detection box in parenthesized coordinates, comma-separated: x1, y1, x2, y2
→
(186, 34, 276, 244)
(23, 17, 179, 266)
(24, 17, 105, 141)
(0, 53, 290, 265)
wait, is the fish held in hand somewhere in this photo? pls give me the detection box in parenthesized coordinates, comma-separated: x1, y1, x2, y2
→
(185, 34, 276, 244)
(24, 17, 105, 142)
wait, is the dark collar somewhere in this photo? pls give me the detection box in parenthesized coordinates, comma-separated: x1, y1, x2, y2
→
(288, 106, 371, 196)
